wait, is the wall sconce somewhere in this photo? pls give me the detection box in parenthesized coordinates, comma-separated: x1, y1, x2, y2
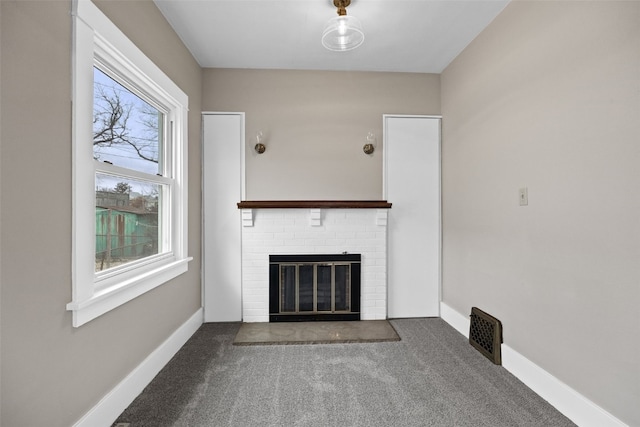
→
(254, 131, 266, 154)
(363, 131, 376, 155)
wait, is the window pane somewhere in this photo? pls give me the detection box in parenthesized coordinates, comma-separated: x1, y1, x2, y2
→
(95, 174, 162, 272)
(335, 265, 350, 311)
(298, 265, 314, 312)
(93, 67, 163, 175)
(281, 266, 296, 313)
(317, 264, 332, 311)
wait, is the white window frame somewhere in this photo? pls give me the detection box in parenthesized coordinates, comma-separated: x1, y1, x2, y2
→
(68, 0, 191, 327)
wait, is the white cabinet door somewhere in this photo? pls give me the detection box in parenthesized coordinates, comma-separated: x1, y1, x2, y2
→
(384, 115, 440, 318)
(203, 113, 244, 322)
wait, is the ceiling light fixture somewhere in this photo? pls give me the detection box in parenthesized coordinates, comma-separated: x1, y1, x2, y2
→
(322, 0, 364, 52)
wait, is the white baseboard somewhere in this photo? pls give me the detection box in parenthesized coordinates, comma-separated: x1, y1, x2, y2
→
(73, 308, 204, 427)
(439, 301, 470, 338)
(439, 302, 627, 427)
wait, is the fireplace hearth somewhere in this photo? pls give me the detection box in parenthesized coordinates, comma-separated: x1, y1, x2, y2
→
(269, 254, 361, 322)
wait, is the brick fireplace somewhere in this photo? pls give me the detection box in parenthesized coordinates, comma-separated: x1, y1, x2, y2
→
(238, 201, 390, 322)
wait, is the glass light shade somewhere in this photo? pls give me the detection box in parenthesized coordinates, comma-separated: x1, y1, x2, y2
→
(322, 15, 364, 51)
(366, 131, 376, 146)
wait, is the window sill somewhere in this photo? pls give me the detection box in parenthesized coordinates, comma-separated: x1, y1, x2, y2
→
(67, 257, 192, 327)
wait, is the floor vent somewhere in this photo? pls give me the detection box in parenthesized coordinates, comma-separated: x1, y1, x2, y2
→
(469, 307, 503, 365)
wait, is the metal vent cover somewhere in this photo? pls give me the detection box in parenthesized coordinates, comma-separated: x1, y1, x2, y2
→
(469, 307, 503, 365)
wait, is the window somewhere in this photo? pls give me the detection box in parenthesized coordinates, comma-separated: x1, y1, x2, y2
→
(68, 1, 191, 327)
(93, 68, 164, 274)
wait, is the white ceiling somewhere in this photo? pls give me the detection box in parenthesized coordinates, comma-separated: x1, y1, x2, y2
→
(153, 0, 509, 74)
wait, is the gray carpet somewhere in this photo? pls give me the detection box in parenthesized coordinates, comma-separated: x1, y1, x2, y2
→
(114, 318, 576, 427)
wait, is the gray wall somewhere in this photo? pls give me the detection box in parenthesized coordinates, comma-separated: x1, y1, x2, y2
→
(441, 2, 640, 425)
(202, 68, 440, 200)
(0, 1, 202, 425)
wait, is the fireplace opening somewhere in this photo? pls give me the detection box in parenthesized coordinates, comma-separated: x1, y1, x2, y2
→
(269, 254, 361, 322)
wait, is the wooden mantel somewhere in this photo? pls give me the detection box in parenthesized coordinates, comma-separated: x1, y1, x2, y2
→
(237, 200, 392, 209)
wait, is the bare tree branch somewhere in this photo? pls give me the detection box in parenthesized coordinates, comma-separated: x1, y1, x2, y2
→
(93, 82, 159, 164)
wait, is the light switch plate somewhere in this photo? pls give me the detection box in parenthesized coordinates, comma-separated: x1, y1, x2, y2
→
(519, 187, 528, 206)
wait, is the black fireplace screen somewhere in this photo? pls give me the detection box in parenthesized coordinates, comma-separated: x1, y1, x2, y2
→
(269, 254, 361, 322)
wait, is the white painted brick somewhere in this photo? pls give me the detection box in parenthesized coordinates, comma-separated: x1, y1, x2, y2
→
(244, 307, 268, 315)
(278, 232, 296, 240)
(242, 294, 266, 303)
(365, 265, 386, 275)
(286, 213, 303, 220)
(243, 301, 265, 310)
(244, 316, 269, 323)
(324, 239, 348, 247)
(292, 231, 311, 239)
(303, 238, 326, 247)
(241, 209, 387, 322)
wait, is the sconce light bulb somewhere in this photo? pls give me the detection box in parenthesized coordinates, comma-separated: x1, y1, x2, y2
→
(363, 131, 376, 155)
(366, 131, 376, 145)
(255, 131, 266, 154)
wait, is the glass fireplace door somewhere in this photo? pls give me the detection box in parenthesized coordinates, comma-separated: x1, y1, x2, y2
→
(279, 263, 351, 314)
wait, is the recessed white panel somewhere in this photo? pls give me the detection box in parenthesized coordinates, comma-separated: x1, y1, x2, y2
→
(385, 116, 441, 318)
(203, 113, 244, 322)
